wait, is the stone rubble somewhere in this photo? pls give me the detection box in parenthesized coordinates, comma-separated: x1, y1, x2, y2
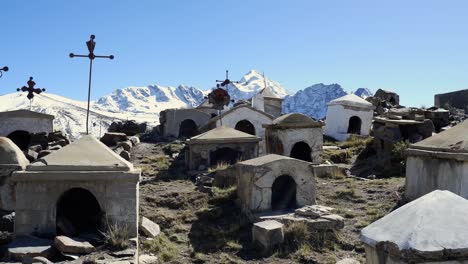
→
(140, 216, 161, 238)
(54, 236, 95, 255)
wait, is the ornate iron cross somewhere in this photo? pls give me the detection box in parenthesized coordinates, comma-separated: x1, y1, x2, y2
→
(0, 66, 8, 78)
(69, 34, 114, 134)
(216, 70, 239, 88)
(17, 77, 45, 100)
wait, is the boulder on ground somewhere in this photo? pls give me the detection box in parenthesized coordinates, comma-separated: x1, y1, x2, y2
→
(54, 236, 95, 254)
(7, 235, 54, 261)
(120, 150, 131, 161)
(101, 132, 128, 147)
(117, 141, 132, 152)
(140, 217, 160, 238)
(252, 220, 284, 251)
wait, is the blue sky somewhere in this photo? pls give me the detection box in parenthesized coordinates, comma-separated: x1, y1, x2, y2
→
(1, 0, 468, 107)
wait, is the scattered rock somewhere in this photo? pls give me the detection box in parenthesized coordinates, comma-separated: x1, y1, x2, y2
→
(54, 236, 95, 254)
(140, 217, 160, 238)
(109, 248, 136, 258)
(37, 150, 53, 159)
(7, 235, 54, 261)
(100, 132, 128, 147)
(48, 145, 62, 151)
(129, 136, 140, 146)
(0, 211, 15, 232)
(117, 141, 132, 152)
(139, 254, 158, 264)
(30, 256, 53, 264)
(120, 150, 131, 161)
(252, 220, 284, 251)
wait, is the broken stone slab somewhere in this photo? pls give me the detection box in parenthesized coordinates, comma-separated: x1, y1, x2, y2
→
(139, 254, 159, 264)
(321, 214, 345, 229)
(7, 235, 54, 261)
(140, 217, 160, 238)
(259, 212, 345, 230)
(294, 205, 334, 218)
(49, 139, 67, 148)
(48, 145, 62, 151)
(101, 132, 128, 147)
(54, 236, 95, 255)
(109, 248, 136, 258)
(336, 258, 360, 264)
(252, 220, 284, 251)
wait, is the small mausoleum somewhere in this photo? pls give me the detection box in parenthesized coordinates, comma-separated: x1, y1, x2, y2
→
(361, 190, 468, 264)
(0, 110, 54, 150)
(405, 120, 468, 201)
(324, 94, 375, 141)
(201, 104, 273, 154)
(251, 86, 284, 118)
(186, 126, 261, 170)
(263, 113, 323, 163)
(12, 135, 140, 237)
(236, 154, 316, 213)
(159, 108, 212, 138)
(0, 137, 29, 211)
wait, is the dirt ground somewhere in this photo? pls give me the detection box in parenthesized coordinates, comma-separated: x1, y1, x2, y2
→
(132, 142, 405, 264)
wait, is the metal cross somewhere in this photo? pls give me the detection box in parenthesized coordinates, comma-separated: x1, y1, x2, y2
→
(17, 77, 45, 109)
(69, 34, 114, 134)
(0, 66, 8, 78)
(216, 70, 239, 88)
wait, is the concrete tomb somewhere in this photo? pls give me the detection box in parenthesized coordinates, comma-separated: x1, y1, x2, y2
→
(361, 190, 468, 263)
(201, 104, 274, 154)
(264, 113, 323, 163)
(251, 86, 284, 118)
(12, 135, 140, 237)
(405, 120, 468, 201)
(236, 154, 316, 213)
(0, 137, 29, 211)
(0, 110, 54, 150)
(324, 94, 375, 141)
(159, 108, 212, 138)
(186, 126, 261, 170)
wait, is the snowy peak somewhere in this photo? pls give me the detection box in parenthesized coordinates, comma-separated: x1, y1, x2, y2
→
(218, 69, 288, 101)
(282, 83, 371, 120)
(354, 88, 373, 98)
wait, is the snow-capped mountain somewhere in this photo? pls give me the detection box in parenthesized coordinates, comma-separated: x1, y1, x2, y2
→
(354, 88, 373, 98)
(0, 93, 159, 139)
(0, 70, 372, 139)
(282, 83, 348, 120)
(217, 70, 288, 100)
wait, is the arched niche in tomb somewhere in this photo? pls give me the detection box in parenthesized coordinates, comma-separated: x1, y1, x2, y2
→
(347, 116, 362, 135)
(56, 188, 102, 236)
(179, 119, 199, 138)
(271, 175, 297, 211)
(7, 130, 31, 151)
(210, 147, 242, 167)
(290, 141, 312, 162)
(235, 120, 256, 136)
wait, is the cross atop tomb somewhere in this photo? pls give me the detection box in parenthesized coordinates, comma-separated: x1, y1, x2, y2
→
(69, 34, 114, 134)
(17, 77, 45, 100)
(216, 70, 238, 88)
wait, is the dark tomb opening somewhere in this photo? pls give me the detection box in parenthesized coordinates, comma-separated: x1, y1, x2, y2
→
(347, 116, 362, 135)
(271, 175, 297, 211)
(179, 119, 198, 138)
(235, 120, 256, 135)
(210, 147, 241, 166)
(290, 141, 312, 162)
(56, 188, 102, 236)
(7, 130, 31, 150)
